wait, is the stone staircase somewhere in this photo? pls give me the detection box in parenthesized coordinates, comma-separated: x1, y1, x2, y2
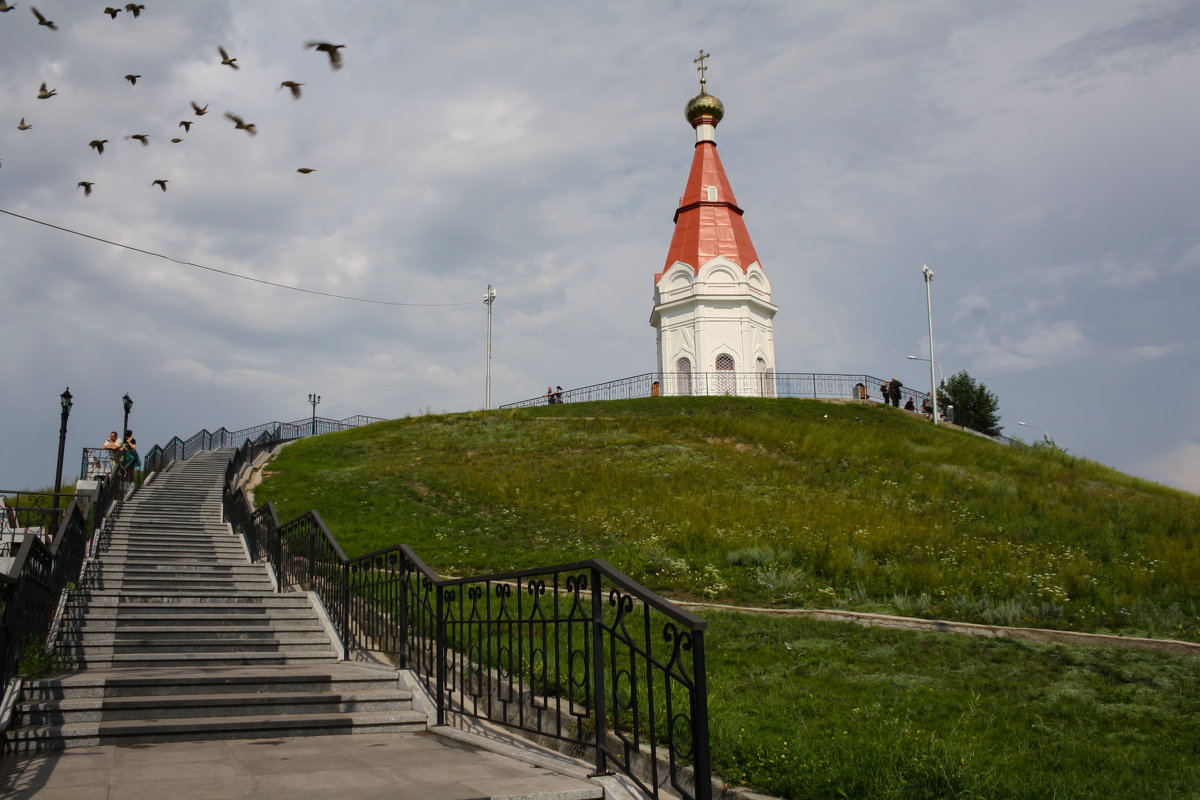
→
(4, 448, 425, 752)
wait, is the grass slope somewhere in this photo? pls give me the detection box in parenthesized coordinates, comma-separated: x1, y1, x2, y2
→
(255, 398, 1200, 799)
(256, 397, 1199, 641)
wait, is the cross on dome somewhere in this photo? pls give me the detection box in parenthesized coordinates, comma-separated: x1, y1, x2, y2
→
(693, 49, 710, 92)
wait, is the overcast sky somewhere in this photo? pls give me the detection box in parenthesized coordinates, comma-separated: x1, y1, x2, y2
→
(2, 1, 1198, 496)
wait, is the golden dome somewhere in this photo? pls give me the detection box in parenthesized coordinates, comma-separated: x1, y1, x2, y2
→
(685, 91, 724, 127)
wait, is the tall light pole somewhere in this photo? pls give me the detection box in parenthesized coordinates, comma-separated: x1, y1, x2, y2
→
(308, 393, 321, 436)
(53, 387, 73, 515)
(921, 264, 939, 425)
(483, 284, 497, 410)
(122, 393, 133, 435)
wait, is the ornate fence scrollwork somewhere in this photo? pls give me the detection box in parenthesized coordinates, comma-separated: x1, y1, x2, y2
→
(1, 468, 126, 719)
(222, 442, 711, 799)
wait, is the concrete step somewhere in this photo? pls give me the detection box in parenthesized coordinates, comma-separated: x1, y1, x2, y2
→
(70, 591, 307, 608)
(65, 636, 335, 655)
(5, 709, 425, 752)
(80, 578, 274, 592)
(17, 689, 412, 725)
(71, 623, 324, 638)
(70, 609, 318, 624)
(23, 666, 402, 700)
(70, 650, 339, 669)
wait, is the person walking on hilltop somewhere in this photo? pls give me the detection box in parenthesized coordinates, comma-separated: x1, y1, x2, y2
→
(888, 378, 902, 408)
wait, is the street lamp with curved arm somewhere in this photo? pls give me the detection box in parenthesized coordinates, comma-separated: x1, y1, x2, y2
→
(1018, 421, 1052, 444)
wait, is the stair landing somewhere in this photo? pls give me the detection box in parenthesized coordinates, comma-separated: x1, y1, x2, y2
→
(0, 730, 606, 800)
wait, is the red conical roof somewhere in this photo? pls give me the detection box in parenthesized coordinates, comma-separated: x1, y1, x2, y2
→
(658, 139, 760, 282)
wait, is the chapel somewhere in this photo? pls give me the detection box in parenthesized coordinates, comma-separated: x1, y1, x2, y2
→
(649, 53, 778, 396)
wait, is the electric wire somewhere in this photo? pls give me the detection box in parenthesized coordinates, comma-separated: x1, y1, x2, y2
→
(0, 208, 480, 308)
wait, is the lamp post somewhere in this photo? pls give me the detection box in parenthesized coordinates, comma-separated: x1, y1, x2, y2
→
(122, 393, 133, 435)
(483, 284, 497, 410)
(1018, 421, 1052, 444)
(921, 264, 939, 425)
(53, 387, 74, 514)
(308, 393, 321, 436)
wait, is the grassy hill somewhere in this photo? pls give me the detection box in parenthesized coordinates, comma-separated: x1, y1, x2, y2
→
(256, 396, 1199, 642)
(254, 397, 1200, 799)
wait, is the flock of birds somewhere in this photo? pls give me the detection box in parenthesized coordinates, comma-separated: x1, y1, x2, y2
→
(5, 3, 346, 197)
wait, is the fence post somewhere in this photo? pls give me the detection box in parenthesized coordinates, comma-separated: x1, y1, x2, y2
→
(589, 564, 608, 777)
(341, 561, 351, 660)
(691, 627, 713, 800)
(435, 585, 446, 727)
(307, 520, 316, 590)
(398, 558, 410, 668)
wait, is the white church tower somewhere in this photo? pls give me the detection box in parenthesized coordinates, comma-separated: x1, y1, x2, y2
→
(650, 53, 778, 396)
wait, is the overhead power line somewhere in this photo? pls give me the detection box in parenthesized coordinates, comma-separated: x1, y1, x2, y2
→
(0, 208, 479, 308)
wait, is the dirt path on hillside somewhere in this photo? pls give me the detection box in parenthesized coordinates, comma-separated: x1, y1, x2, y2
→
(672, 601, 1200, 656)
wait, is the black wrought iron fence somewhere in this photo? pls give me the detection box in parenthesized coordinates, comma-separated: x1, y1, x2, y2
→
(144, 414, 384, 473)
(0, 468, 126, 704)
(222, 441, 711, 800)
(0, 490, 75, 550)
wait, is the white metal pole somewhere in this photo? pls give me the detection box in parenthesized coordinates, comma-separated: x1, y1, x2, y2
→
(483, 285, 497, 410)
(922, 265, 939, 425)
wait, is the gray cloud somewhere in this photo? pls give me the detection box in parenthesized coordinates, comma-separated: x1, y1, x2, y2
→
(3, 1, 1199, 495)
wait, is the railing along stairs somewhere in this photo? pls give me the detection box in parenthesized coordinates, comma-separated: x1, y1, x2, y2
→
(80, 414, 385, 479)
(223, 439, 712, 800)
(0, 468, 130, 733)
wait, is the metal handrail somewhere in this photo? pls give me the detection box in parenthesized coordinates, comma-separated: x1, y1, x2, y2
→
(222, 441, 711, 800)
(143, 414, 385, 474)
(502, 371, 1013, 444)
(502, 371, 930, 408)
(0, 469, 127, 710)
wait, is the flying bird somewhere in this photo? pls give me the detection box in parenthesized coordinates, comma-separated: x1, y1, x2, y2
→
(151, 179, 167, 191)
(191, 101, 208, 116)
(218, 46, 238, 70)
(77, 181, 94, 196)
(224, 112, 256, 135)
(170, 137, 182, 143)
(0, 2, 16, 12)
(126, 133, 149, 145)
(103, 7, 120, 18)
(178, 120, 192, 132)
(296, 168, 316, 174)
(17, 118, 31, 130)
(305, 41, 344, 70)
(37, 82, 56, 99)
(279, 80, 303, 99)
(30, 6, 55, 29)
(124, 2, 143, 16)
(89, 139, 108, 154)
(124, 74, 140, 85)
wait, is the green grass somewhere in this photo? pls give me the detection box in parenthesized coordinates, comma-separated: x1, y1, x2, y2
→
(253, 397, 1200, 799)
(256, 397, 1200, 641)
(706, 611, 1200, 799)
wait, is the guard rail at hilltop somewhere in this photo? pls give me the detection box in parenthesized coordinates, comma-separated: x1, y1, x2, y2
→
(101, 414, 385, 477)
(502, 371, 1014, 445)
(503, 371, 928, 408)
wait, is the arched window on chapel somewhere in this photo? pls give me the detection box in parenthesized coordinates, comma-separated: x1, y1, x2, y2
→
(676, 357, 692, 396)
(716, 353, 735, 395)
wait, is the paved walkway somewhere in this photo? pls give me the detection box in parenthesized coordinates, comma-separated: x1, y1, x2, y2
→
(0, 729, 605, 800)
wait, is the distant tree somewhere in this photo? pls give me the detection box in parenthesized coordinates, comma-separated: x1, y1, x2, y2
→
(937, 370, 1002, 436)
